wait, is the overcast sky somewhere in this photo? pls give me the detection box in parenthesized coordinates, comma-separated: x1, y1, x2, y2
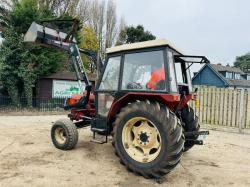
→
(115, 0, 250, 73)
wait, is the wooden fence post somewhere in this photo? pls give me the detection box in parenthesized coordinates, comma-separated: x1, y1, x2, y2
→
(239, 89, 244, 133)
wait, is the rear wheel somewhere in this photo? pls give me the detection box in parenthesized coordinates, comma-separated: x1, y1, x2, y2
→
(51, 119, 78, 150)
(181, 105, 200, 152)
(112, 101, 184, 178)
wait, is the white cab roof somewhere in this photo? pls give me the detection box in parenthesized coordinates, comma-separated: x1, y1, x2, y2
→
(106, 39, 183, 54)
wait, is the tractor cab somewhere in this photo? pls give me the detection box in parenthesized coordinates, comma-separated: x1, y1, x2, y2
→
(95, 39, 209, 121)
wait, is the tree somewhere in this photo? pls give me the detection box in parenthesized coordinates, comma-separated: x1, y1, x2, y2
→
(0, 0, 124, 106)
(77, 0, 91, 23)
(105, 0, 117, 48)
(115, 16, 126, 45)
(79, 26, 99, 72)
(37, 0, 80, 17)
(0, 28, 22, 105)
(0, 0, 67, 106)
(116, 25, 156, 45)
(234, 53, 250, 73)
(88, 0, 106, 53)
(9, 0, 41, 34)
(76, 0, 119, 54)
(0, 5, 9, 29)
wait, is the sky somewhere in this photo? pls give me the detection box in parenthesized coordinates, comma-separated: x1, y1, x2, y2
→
(115, 0, 250, 74)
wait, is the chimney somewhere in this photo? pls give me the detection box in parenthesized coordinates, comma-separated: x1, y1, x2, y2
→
(226, 63, 230, 67)
(217, 63, 222, 65)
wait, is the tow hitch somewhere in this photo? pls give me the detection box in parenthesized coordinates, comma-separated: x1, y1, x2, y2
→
(184, 130, 209, 145)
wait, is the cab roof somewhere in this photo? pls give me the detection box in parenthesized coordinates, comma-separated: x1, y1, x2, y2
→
(106, 39, 183, 55)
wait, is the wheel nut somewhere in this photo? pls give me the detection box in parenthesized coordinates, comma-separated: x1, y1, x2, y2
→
(124, 143, 129, 149)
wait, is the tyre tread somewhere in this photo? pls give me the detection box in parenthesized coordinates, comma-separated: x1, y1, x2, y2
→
(112, 101, 184, 178)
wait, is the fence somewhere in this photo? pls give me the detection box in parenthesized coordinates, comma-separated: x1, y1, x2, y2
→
(0, 88, 250, 130)
(0, 97, 66, 112)
(189, 87, 250, 130)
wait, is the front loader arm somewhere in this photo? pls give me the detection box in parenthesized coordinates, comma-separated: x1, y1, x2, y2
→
(23, 19, 100, 93)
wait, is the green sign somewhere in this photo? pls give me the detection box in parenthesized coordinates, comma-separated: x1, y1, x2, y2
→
(52, 80, 85, 98)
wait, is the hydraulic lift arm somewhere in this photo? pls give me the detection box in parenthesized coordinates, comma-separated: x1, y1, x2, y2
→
(24, 19, 102, 110)
(24, 19, 101, 94)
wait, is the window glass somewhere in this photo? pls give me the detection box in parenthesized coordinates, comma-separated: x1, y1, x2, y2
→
(234, 73, 241, 80)
(122, 50, 166, 91)
(226, 72, 233, 79)
(168, 51, 178, 92)
(247, 75, 250, 80)
(99, 56, 121, 90)
(175, 63, 184, 83)
(98, 93, 114, 116)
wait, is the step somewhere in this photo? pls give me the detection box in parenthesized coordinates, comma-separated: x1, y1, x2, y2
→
(91, 128, 106, 133)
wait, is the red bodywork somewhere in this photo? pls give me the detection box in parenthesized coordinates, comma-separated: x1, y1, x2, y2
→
(107, 92, 192, 125)
(68, 92, 193, 126)
(68, 92, 95, 121)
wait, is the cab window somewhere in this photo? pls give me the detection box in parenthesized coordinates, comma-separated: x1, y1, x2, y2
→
(122, 50, 166, 91)
(99, 56, 121, 90)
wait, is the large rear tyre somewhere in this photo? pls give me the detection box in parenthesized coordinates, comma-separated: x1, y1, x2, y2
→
(112, 101, 184, 179)
(181, 105, 200, 152)
(51, 119, 78, 150)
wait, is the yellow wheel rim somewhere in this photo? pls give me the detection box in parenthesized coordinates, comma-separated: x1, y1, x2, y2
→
(55, 127, 66, 144)
(122, 117, 162, 163)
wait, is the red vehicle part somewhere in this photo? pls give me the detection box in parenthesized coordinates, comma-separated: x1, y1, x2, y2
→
(68, 92, 193, 125)
(107, 92, 192, 125)
(68, 92, 96, 121)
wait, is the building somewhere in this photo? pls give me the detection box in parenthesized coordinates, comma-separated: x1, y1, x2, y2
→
(192, 63, 250, 90)
(36, 72, 96, 99)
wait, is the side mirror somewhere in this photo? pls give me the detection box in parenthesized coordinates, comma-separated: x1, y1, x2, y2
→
(194, 87, 198, 93)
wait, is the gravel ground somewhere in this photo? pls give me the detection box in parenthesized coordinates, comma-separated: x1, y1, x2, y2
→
(0, 115, 250, 187)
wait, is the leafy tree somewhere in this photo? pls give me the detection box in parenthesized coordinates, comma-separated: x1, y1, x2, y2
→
(116, 25, 156, 45)
(234, 53, 250, 73)
(0, 5, 9, 29)
(0, 0, 67, 106)
(0, 28, 22, 105)
(105, 0, 117, 49)
(115, 17, 126, 46)
(79, 26, 99, 72)
(9, 0, 41, 34)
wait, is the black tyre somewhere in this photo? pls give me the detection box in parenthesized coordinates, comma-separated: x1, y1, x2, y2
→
(112, 101, 184, 179)
(51, 119, 78, 150)
(181, 105, 200, 152)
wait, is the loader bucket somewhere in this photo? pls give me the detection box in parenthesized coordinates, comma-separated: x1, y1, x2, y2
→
(24, 22, 75, 43)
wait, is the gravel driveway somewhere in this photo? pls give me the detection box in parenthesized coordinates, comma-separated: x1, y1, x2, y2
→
(0, 115, 250, 187)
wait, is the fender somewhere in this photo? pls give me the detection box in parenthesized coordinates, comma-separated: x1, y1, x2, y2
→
(107, 92, 182, 125)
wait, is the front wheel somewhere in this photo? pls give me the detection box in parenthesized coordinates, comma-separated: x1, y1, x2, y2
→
(51, 119, 78, 150)
(112, 101, 184, 178)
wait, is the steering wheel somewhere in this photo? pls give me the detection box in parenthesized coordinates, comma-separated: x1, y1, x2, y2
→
(127, 82, 143, 89)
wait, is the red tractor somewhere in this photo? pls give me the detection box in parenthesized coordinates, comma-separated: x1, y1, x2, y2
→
(25, 19, 209, 179)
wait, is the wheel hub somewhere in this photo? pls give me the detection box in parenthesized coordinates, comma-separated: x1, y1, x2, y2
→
(122, 117, 162, 163)
(55, 127, 66, 144)
(139, 132, 149, 143)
